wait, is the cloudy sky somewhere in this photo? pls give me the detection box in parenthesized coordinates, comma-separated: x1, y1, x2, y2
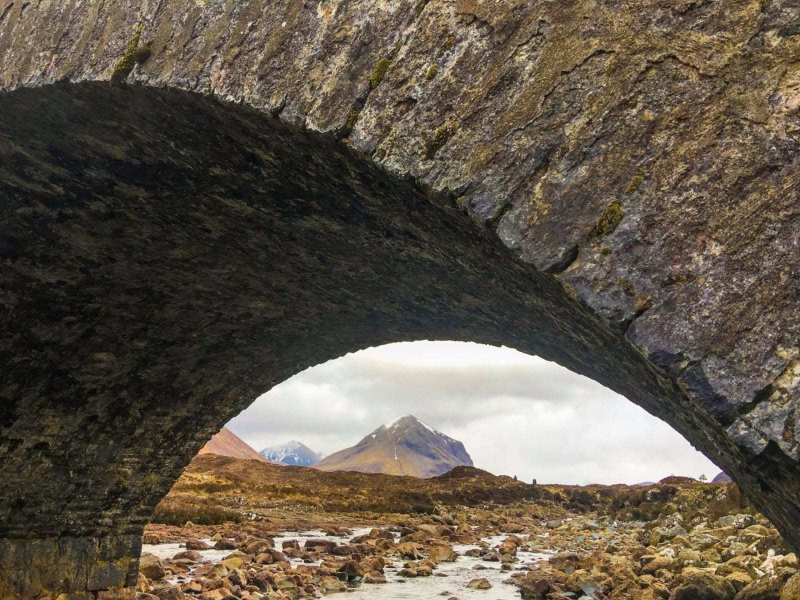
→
(228, 341, 719, 485)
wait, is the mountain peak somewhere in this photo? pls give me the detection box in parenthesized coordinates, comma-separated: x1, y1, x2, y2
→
(197, 427, 266, 462)
(388, 414, 435, 431)
(317, 415, 473, 478)
(390, 414, 418, 425)
(260, 441, 322, 467)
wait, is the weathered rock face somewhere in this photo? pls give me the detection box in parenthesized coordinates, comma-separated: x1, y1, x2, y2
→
(0, 0, 798, 596)
(0, 81, 691, 598)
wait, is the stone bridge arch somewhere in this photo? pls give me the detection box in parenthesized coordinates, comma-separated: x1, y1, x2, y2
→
(0, 1, 798, 597)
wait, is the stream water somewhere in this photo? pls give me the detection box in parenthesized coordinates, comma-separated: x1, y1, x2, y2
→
(142, 528, 551, 599)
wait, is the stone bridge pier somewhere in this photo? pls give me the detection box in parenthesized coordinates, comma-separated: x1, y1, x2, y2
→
(1, 1, 799, 597)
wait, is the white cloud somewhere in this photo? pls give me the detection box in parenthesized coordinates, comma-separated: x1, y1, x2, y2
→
(228, 341, 719, 485)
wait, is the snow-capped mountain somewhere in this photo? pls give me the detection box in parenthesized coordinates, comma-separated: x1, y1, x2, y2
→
(260, 440, 322, 467)
(316, 415, 474, 478)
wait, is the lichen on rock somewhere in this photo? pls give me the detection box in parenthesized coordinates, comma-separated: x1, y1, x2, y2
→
(110, 26, 150, 83)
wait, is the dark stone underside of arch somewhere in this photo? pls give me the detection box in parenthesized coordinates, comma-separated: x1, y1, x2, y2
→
(0, 82, 795, 597)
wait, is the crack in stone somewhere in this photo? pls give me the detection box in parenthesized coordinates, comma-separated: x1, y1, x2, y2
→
(544, 245, 579, 275)
(0, 4, 14, 26)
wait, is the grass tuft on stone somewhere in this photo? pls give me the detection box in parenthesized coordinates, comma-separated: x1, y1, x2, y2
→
(111, 26, 151, 83)
(369, 58, 392, 89)
(590, 199, 624, 238)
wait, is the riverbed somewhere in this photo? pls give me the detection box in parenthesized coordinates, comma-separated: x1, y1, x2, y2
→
(143, 528, 550, 599)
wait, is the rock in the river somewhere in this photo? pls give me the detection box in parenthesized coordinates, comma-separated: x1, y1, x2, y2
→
(172, 550, 202, 562)
(306, 539, 338, 553)
(429, 543, 458, 563)
(138, 553, 165, 581)
(781, 573, 800, 600)
(670, 573, 737, 600)
(185, 539, 211, 550)
(364, 572, 388, 584)
(467, 577, 492, 590)
(320, 576, 347, 594)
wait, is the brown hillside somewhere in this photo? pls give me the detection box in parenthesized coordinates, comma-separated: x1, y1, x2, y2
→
(197, 427, 266, 462)
(154, 454, 541, 525)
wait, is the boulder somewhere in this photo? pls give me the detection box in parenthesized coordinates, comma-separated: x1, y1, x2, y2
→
(517, 570, 567, 600)
(641, 554, 675, 574)
(417, 524, 450, 538)
(196, 590, 228, 600)
(549, 552, 580, 573)
(181, 581, 203, 593)
(734, 570, 795, 600)
(657, 524, 689, 541)
(718, 515, 757, 530)
(545, 520, 564, 529)
(139, 554, 166, 581)
(364, 572, 387, 584)
(467, 577, 492, 590)
(274, 576, 299, 593)
(319, 576, 347, 594)
(395, 542, 424, 559)
(670, 573, 736, 600)
(242, 539, 273, 555)
(690, 533, 722, 550)
(398, 568, 417, 577)
(726, 572, 755, 592)
(429, 544, 458, 563)
(359, 556, 386, 573)
(172, 550, 202, 562)
(305, 539, 337, 553)
(677, 548, 703, 566)
(780, 573, 800, 600)
(336, 559, 364, 583)
(221, 551, 249, 570)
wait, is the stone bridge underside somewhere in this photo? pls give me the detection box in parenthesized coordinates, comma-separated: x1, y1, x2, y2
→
(1, 0, 799, 597)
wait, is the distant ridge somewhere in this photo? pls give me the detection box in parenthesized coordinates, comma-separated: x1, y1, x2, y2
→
(198, 427, 266, 462)
(316, 415, 473, 478)
(659, 475, 699, 485)
(260, 441, 322, 466)
(712, 471, 733, 484)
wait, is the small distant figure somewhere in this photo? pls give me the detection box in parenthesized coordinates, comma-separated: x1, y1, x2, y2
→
(513, 475, 517, 481)
(531, 478, 537, 485)
(699, 474, 708, 482)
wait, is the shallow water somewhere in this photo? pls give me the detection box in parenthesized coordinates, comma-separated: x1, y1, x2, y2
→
(143, 528, 550, 599)
(141, 541, 231, 563)
(141, 528, 374, 563)
(341, 541, 549, 600)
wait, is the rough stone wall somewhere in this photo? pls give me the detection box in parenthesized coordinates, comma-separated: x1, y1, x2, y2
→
(0, 82, 703, 596)
(2, 0, 798, 464)
(0, 0, 799, 595)
(0, 535, 141, 598)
